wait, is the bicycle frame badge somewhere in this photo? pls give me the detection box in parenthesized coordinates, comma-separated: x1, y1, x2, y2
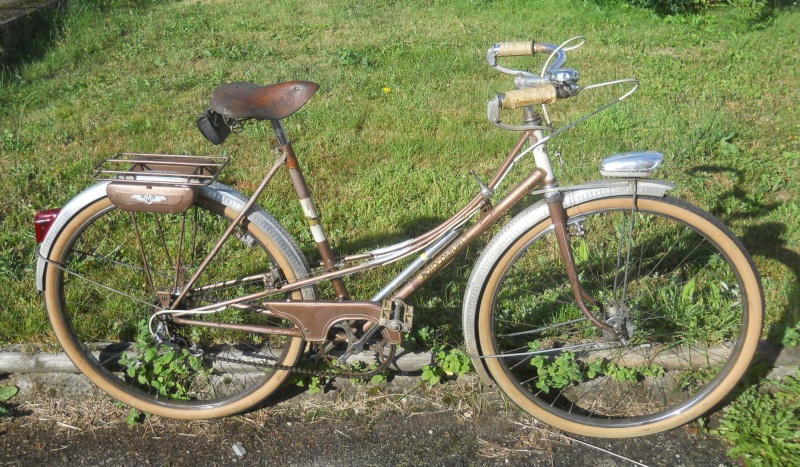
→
(94, 153, 229, 214)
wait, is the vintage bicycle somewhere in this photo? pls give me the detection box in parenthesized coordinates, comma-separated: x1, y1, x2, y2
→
(34, 38, 763, 438)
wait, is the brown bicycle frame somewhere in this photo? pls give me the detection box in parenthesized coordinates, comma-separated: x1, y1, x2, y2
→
(167, 119, 609, 340)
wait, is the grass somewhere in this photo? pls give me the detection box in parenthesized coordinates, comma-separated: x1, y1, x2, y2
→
(714, 371, 800, 465)
(2, 0, 796, 345)
(0, 0, 798, 455)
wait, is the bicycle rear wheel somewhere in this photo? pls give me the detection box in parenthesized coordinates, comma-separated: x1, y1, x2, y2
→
(470, 195, 762, 437)
(42, 185, 315, 419)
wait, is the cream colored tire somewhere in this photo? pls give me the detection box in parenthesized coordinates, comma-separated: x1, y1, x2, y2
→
(43, 187, 314, 419)
(469, 196, 763, 437)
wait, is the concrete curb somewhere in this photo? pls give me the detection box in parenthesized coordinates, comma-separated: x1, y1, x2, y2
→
(2, 341, 799, 403)
(2, 341, 799, 375)
(0, 348, 435, 374)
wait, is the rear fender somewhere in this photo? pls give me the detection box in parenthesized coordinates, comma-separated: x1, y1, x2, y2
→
(35, 182, 285, 292)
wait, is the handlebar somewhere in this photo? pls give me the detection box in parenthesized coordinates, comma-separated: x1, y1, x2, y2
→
(498, 84, 558, 109)
(486, 37, 637, 132)
(486, 41, 566, 71)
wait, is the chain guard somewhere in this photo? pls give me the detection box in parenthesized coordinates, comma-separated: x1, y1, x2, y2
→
(168, 315, 397, 380)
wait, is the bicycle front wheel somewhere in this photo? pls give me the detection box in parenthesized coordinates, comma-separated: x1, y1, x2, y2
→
(42, 185, 315, 419)
(472, 195, 763, 437)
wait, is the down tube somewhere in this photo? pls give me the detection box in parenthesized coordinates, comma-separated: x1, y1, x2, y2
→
(391, 168, 547, 301)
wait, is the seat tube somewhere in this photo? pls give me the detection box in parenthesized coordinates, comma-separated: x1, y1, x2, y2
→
(273, 119, 350, 300)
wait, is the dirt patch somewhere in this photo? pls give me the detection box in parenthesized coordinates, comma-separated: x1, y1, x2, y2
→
(0, 374, 733, 466)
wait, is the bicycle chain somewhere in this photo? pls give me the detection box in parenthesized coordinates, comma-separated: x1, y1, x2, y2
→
(212, 350, 393, 380)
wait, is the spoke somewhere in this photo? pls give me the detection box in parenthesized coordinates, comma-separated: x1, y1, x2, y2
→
(48, 256, 162, 312)
(500, 317, 588, 338)
(645, 229, 708, 280)
(129, 211, 155, 292)
(68, 249, 175, 282)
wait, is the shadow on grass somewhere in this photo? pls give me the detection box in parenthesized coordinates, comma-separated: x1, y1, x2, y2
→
(688, 164, 800, 386)
(323, 213, 485, 345)
(590, 0, 797, 24)
(1, 1, 167, 77)
(1, 1, 66, 76)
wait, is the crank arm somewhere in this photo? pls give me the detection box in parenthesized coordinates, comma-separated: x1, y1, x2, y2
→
(338, 323, 385, 365)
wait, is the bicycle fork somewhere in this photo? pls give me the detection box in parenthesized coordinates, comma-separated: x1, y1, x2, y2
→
(545, 191, 618, 337)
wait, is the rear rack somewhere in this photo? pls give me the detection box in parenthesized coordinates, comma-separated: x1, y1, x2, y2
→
(94, 153, 229, 187)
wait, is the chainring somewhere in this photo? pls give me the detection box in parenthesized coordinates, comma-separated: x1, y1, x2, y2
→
(318, 339, 396, 378)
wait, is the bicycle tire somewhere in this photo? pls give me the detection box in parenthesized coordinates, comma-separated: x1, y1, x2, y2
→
(43, 184, 316, 419)
(466, 195, 762, 437)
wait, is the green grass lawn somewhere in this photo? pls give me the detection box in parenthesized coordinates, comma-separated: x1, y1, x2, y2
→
(1, 0, 798, 348)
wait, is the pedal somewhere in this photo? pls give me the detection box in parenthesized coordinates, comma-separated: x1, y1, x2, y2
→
(403, 303, 414, 330)
(380, 299, 413, 333)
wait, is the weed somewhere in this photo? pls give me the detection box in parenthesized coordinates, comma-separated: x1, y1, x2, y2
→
(527, 340, 668, 392)
(305, 376, 323, 395)
(421, 364, 446, 386)
(287, 360, 327, 394)
(0, 385, 18, 414)
(436, 346, 472, 376)
(357, 362, 390, 385)
(369, 371, 388, 385)
(528, 342, 584, 393)
(125, 407, 145, 426)
(714, 372, 800, 466)
(118, 320, 212, 400)
(678, 367, 718, 393)
(422, 346, 473, 386)
(783, 327, 800, 348)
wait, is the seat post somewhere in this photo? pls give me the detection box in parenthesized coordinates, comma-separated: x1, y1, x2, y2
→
(272, 119, 350, 300)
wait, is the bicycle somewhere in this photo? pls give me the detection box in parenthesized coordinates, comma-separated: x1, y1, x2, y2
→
(34, 37, 763, 438)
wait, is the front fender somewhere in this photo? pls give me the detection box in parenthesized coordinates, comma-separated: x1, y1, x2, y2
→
(546, 178, 675, 207)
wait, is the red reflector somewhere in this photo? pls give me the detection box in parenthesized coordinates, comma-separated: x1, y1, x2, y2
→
(35, 209, 61, 243)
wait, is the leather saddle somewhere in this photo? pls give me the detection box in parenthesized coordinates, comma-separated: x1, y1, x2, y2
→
(210, 81, 319, 121)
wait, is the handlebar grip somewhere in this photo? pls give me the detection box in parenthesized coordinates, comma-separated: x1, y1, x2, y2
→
(499, 84, 558, 109)
(494, 41, 560, 57)
(495, 41, 535, 57)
